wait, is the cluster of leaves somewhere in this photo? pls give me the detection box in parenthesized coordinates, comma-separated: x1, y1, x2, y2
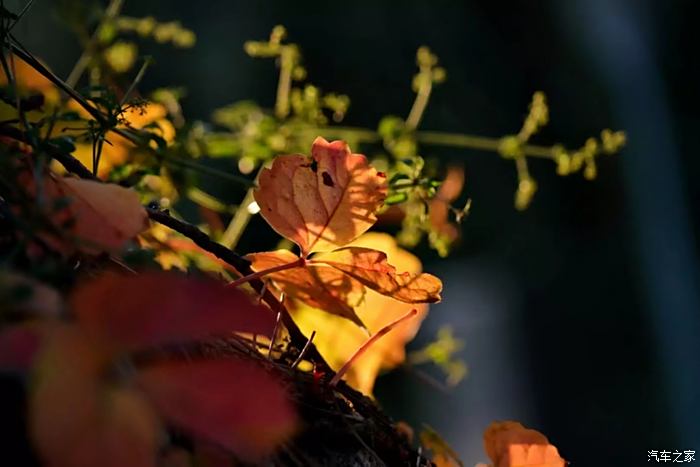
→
(0, 1, 621, 465)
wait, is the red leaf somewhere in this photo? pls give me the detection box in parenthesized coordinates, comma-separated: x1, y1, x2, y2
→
(71, 272, 275, 352)
(136, 359, 297, 462)
(0, 324, 44, 370)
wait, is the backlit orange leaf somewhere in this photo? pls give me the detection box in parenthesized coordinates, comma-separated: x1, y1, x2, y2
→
(246, 140, 439, 327)
(247, 241, 440, 327)
(313, 247, 441, 303)
(137, 359, 297, 462)
(255, 137, 387, 256)
(483, 421, 566, 467)
(288, 233, 432, 395)
(247, 249, 366, 327)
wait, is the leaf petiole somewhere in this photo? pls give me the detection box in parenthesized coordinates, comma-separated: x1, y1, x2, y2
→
(329, 308, 419, 387)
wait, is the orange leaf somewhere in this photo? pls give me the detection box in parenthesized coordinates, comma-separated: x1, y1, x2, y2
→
(429, 165, 465, 242)
(254, 137, 387, 256)
(483, 421, 566, 467)
(289, 233, 431, 395)
(312, 247, 442, 303)
(30, 326, 160, 467)
(136, 359, 297, 462)
(71, 272, 276, 352)
(246, 250, 366, 327)
(29, 175, 148, 254)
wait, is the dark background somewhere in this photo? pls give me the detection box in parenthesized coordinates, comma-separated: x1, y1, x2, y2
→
(11, 0, 700, 465)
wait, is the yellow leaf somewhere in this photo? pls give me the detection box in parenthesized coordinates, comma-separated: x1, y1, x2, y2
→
(0, 54, 61, 106)
(483, 421, 566, 467)
(288, 233, 431, 395)
(69, 103, 176, 178)
(254, 137, 387, 256)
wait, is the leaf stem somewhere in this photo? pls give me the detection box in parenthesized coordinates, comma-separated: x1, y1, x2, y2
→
(330, 308, 419, 387)
(228, 257, 305, 288)
(119, 56, 153, 106)
(406, 77, 432, 131)
(306, 126, 558, 160)
(220, 165, 265, 248)
(65, 0, 125, 88)
(275, 47, 293, 119)
(291, 330, 316, 369)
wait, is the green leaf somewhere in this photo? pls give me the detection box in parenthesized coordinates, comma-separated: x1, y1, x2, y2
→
(385, 192, 408, 205)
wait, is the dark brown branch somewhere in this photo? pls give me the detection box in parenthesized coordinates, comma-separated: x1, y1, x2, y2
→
(0, 123, 330, 369)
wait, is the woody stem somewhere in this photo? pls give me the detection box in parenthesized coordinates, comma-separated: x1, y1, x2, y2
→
(330, 308, 419, 387)
(228, 257, 306, 288)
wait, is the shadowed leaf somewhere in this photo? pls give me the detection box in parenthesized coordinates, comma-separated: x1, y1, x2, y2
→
(312, 246, 442, 303)
(246, 249, 366, 327)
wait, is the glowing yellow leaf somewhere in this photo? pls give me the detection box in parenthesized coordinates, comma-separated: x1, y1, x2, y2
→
(70, 103, 176, 178)
(288, 233, 431, 395)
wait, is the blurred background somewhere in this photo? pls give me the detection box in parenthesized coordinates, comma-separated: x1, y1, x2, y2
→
(10, 0, 700, 465)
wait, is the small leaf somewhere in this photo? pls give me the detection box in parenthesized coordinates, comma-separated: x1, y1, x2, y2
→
(483, 421, 566, 467)
(312, 247, 442, 303)
(136, 359, 297, 462)
(254, 137, 387, 256)
(71, 272, 276, 352)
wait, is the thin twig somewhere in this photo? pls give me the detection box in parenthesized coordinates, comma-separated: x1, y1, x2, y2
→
(291, 330, 316, 369)
(120, 57, 153, 106)
(65, 0, 125, 88)
(267, 298, 283, 361)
